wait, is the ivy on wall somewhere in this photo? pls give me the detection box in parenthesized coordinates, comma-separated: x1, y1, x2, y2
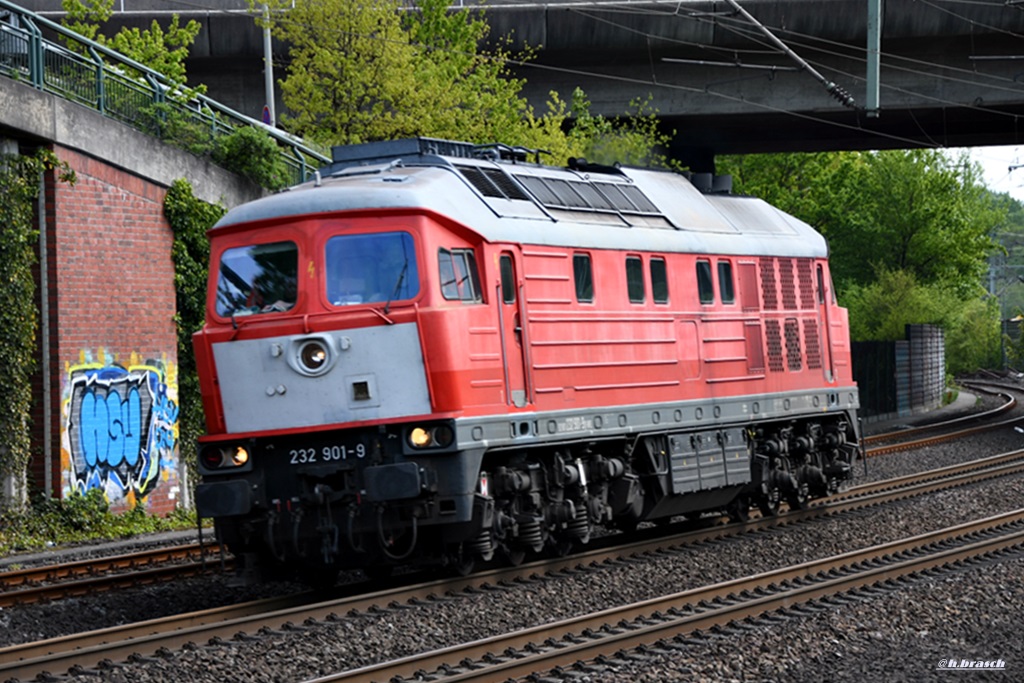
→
(0, 150, 75, 507)
(164, 179, 224, 490)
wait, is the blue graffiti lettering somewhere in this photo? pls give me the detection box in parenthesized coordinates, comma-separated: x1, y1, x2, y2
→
(66, 361, 178, 502)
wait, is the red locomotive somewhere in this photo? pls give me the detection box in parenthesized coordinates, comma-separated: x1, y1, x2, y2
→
(194, 138, 861, 582)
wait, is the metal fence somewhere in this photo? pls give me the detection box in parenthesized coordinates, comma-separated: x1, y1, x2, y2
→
(0, 0, 328, 184)
(852, 324, 946, 422)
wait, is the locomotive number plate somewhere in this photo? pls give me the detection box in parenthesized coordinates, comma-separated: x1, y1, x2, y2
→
(288, 441, 367, 465)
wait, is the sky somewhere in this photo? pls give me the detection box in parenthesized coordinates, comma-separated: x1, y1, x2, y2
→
(964, 145, 1024, 202)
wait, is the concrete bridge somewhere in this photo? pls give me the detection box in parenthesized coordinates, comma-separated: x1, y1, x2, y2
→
(16, 0, 1024, 168)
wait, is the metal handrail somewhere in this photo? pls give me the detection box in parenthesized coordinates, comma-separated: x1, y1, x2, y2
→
(0, 0, 328, 184)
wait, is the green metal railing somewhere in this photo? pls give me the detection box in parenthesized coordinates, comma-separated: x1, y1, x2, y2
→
(0, 0, 328, 184)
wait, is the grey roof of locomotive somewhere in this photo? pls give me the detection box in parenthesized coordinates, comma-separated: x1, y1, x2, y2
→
(213, 153, 828, 259)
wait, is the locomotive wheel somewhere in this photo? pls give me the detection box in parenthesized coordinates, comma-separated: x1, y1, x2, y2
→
(501, 545, 527, 566)
(726, 494, 752, 523)
(757, 484, 781, 517)
(451, 557, 476, 576)
(551, 538, 574, 558)
(787, 482, 810, 511)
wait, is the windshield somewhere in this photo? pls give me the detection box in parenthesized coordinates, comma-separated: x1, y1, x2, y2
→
(326, 231, 419, 306)
(215, 241, 298, 317)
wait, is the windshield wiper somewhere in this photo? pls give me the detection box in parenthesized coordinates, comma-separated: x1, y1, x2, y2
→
(383, 259, 409, 316)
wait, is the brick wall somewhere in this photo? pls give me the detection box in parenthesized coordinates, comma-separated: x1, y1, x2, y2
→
(34, 145, 183, 516)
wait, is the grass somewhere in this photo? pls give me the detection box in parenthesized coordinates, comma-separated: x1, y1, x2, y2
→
(0, 488, 197, 556)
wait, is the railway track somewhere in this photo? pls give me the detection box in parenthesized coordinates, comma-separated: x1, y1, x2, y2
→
(313, 509, 1024, 683)
(863, 382, 1020, 455)
(0, 543, 228, 608)
(3, 446, 1023, 682)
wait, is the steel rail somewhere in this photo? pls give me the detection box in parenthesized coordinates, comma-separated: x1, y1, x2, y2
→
(0, 542, 205, 588)
(863, 382, 1018, 448)
(0, 543, 232, 608)
(2, 449, 1023, 680)
(306, 509, 1024, 683)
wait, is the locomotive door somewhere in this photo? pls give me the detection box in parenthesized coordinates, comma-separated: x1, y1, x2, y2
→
(498, 252, 530, 407)
(816, 263, 836, 382)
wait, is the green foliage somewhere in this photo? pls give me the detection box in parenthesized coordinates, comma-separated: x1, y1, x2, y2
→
(164, 179, 225, 494)
(264, 0, 534, 145)
(0, 488, 197, 554)
(0, 151, 75, 508)
(841, 268, 1001, 374)
(263, 0, 671, 166)
(720, 149, 1003, 294)
(986, 192, 1024, 319)
(212, 127, 292, 191)
(61, 0, 205, 95)
(263, 0, 419, 145)
(720, 149, 1006, 371)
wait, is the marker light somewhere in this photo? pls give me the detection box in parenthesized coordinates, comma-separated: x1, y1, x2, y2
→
(200, 444, 252, 470)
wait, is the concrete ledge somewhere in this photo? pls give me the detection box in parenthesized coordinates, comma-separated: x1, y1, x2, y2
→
(0, 76, 263, 208)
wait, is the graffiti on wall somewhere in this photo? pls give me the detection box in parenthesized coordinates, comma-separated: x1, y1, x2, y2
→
(61, 349, 180, 507)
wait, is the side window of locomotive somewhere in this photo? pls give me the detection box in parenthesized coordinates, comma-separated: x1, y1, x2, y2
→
(216, 241, 298, 317)
(438, 248, 482, 302)
(696, 259, 714, 304)
(650, 257, 669, 304)
(499, 254, 516, 304)
(325, 231, 419, 306)
(626, 255, 645, 303)
(816, 264, 827, 304)
(718, 260, 735, 304)
(573, 253, 594, 303)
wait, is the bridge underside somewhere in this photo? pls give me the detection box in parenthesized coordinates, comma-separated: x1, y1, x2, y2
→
(24, 0, 1024, 172)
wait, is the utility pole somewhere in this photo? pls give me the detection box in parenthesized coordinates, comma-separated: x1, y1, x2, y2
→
(263, 4, 276, 127)
(866, 0, 881, 117)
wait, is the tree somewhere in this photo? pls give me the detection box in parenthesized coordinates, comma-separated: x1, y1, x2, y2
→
(720, 149, 1007, 370)
(260, 0, 417, 145)
(720, 149, 1003, 294)
(260, 0, 673, 164)
(61, 0, 204, 95)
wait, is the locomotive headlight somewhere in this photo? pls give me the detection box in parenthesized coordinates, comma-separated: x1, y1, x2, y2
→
(299, 340, 329, 372)
(409, 427, 432, 448)
(231, 446, 250, 466)
(287, 335, 339, 377)
(407, 423, 456, 450)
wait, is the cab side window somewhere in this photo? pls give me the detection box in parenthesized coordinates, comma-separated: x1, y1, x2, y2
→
(573, 253, 594, 303)
(651, 257, 669, 304)
(718, 260, 735, 304)
(438, 248, 482, 302)
(697, 259, 714, 304)
(626, 255, 645, 303)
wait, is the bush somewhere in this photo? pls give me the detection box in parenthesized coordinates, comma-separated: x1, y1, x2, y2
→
(0, 489, 197, 554)
(212, 126, 291, 191)
(842, 267, 1002, 374)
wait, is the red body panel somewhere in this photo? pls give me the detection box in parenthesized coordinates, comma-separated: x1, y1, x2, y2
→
(195, 209, 853, 438)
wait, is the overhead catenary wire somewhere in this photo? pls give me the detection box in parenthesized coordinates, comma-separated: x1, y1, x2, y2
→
(720, 0, 856, 107)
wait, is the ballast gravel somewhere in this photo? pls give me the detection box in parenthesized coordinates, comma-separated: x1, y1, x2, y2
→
(3, 389, 1023, 682)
